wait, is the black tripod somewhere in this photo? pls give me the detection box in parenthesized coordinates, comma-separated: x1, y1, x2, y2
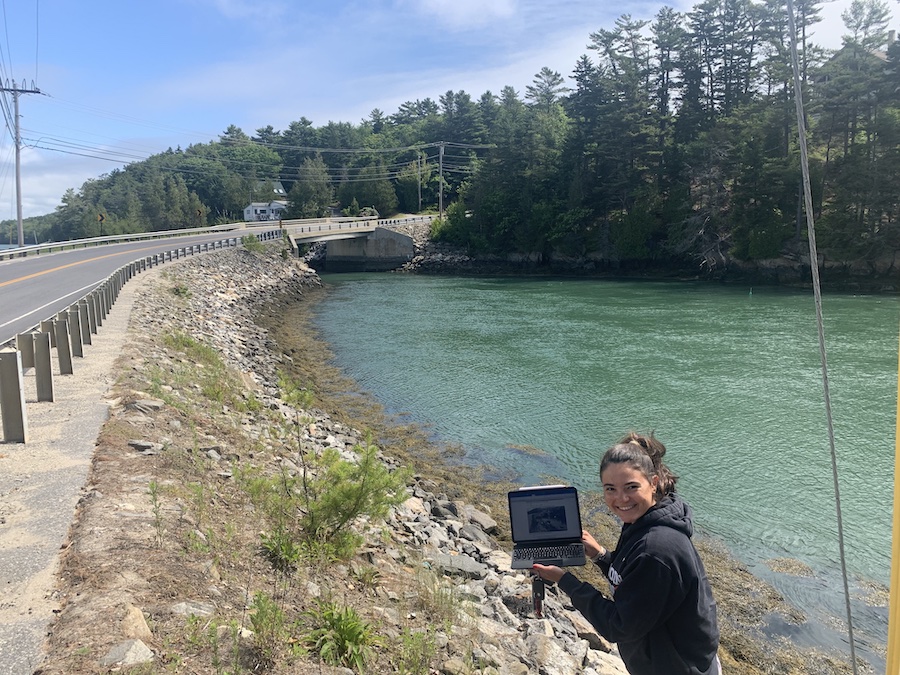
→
(532, 573, 546, 618)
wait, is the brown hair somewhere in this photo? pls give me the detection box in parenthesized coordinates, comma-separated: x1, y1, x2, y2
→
(600, 432, 678, 498)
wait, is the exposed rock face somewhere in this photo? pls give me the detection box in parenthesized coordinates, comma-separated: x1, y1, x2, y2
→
(385, 217, 898, 291)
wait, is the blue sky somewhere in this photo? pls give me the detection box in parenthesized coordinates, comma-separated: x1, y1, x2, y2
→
(0, 0, 878, 219)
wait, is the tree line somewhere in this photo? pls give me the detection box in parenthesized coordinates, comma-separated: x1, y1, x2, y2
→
(5, 0, 898, 270)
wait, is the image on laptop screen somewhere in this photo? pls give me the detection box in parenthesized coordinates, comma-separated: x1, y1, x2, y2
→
(507, 485, 586, 568)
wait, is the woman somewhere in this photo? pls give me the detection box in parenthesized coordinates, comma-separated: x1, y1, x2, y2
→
(532, 432, 721, 675)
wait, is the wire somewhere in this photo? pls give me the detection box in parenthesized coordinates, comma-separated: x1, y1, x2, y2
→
(785, 1, 858, 673)
(34, 0, 39, 82)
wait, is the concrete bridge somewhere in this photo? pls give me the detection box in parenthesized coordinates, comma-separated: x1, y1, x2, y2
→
(284, 216, 431, 272)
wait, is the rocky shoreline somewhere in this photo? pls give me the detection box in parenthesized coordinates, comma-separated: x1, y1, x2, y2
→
(370, 220, 899, 294)
(37, 242, 857, 674)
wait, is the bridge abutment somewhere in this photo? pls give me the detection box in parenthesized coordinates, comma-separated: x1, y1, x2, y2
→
(324, 227, 414, 272)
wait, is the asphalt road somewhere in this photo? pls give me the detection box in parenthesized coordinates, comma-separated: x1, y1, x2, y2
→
(0, 228, 278, 346)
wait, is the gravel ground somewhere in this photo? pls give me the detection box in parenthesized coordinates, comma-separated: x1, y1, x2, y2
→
(0, 273, 144, 674)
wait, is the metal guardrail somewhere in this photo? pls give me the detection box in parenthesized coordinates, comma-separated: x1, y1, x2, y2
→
(0, 222, 245, 261)
(0, 228, 283, 443)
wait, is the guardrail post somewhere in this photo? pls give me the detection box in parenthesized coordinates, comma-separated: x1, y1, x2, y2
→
(86, 295, 98, 334)
(54, 319, 73, 375)
(16, 333, 35, 369)
(65, 308, 83, 358)
(33, 332, 53, 402)
(78, 301, 92, 345)
(40, 319, 55, 348)
(0, 349, 28, 443)
(95, 287, 107, 323)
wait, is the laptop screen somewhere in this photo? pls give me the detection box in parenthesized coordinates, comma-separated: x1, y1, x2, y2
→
(508, 485, 583, 544)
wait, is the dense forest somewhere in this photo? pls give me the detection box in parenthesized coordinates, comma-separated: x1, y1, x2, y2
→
(4, 0, 899, 273)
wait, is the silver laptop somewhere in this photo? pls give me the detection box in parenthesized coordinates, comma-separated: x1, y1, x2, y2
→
(508, 485, 587, 569)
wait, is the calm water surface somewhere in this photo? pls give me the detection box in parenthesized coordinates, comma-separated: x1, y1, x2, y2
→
(311, 274, 898, 667)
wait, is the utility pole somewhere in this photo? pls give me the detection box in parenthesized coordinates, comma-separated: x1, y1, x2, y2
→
(1, 80, 42, 247)
(417, 151, 423, 213)
(438, 142, 444, 221)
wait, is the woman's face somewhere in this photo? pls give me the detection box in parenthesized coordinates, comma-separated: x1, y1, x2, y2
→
(601, 463, 659, 524)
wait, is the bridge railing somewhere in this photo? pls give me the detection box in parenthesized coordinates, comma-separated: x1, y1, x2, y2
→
(0, 228, 283, 443)
(0, 215, 432, 261)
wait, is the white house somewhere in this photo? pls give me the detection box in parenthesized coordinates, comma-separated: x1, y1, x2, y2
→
(243, 200, 288, 222)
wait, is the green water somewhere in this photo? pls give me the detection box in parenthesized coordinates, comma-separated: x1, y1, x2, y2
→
(311, 273, 898, 664)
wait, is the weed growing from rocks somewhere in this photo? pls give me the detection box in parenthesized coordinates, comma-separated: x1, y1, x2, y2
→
(171, 282, 191, 298)
(260, 525, 303, 573)
(413, 566, 462, 631)
(248, 591, 290, 666)
(148, 480, 163, 547)
(395, 627, 438, 675)
(302, 599, 381, 672)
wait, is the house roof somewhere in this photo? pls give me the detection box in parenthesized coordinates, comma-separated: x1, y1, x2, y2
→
(245, 200, 288, 209)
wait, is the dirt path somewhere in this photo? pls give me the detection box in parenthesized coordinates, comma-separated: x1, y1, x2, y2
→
(0, 275, 144, 674)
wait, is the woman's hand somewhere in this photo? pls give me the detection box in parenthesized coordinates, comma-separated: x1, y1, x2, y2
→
(582, 530, 605, 559)
(532, 564, 566, 584)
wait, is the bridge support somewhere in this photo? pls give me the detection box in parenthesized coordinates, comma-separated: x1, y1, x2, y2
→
(324, 227, 414, 272)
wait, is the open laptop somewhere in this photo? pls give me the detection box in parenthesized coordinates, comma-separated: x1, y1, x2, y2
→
(508, 484, 587, 569)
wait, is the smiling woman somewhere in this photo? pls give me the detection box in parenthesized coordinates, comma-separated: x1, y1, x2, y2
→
(534, 432, 721, 675)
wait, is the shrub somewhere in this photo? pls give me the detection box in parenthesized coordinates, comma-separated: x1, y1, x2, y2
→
(297, 442, 409, 551)
(243, 439, 409, 565)
(241, 234, 265, 253)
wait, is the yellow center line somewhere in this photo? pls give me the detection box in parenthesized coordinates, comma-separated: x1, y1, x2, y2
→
(0, 242, 185, 289)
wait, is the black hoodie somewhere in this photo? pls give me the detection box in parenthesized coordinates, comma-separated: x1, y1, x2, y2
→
(557, 493, 719, 675)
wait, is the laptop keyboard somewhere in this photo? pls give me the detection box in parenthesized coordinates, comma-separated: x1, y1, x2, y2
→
(514, 543, 584, 561)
